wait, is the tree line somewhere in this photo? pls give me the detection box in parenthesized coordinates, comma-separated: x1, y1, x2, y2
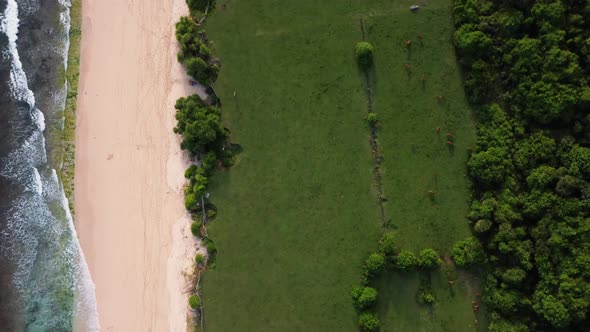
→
(175, 2, 236, 329)
(452, 0, 590, 330)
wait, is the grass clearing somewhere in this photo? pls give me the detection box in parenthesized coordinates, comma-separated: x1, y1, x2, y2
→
(204, 1, 380, 331)
(203, 0, 484, 331)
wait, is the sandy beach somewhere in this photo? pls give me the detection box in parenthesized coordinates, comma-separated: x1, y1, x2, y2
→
(75, 0, 202, 330)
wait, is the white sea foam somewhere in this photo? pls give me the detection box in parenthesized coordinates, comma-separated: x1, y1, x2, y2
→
(0, 0, 99, 330)
(0, 0, 36, 107)
(32, 167, 42, 195)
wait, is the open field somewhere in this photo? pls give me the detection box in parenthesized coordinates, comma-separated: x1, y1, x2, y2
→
(203, 1, 380, 331)
(203, 0, 483, 331)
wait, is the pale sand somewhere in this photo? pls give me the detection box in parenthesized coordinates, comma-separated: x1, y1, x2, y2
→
(75, 0, 204, 330)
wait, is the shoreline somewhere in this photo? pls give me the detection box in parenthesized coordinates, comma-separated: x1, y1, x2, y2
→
(74, 0, 197, 330)
(54, 0, 81, 214)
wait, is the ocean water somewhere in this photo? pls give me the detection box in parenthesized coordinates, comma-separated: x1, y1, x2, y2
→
(0, 0, 98, 331)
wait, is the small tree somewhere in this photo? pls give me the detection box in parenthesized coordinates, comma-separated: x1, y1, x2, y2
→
(451, 237, 485, 267)
(185, 193, 199, 211)
(395, 250, 418, 271)
(356, 42, 374, 69)
(379, 232, 396, 256)
(189, 294, 200, 310)
(353, 287, 378, 309)
(358, 312, 380, 331)
(365, 252, 385, 275)
(367, 112, 378, 126)
(418, 248, 441, 269)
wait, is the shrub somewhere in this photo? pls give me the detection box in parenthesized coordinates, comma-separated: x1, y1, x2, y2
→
(474, 219, 493, 233)
(379, 232, 396, 255)
(191, 221, 202, 236)
(418, 248, 441, 269)
(205, 238, 217, 255)
(365, 253, 385, 275)
(417, 289, 436, 305)
(395, 250, 418, 271)
(187, 0, 215, 13)
(358, 312, 380, 331)
(367, 112, 378, 126)
(351, 285, 363, 303)
(195, 254, 206, 266)
(451, 237, 485, 267)
(353, 287, 378, 309)
(185, 193, 199, 211)
(184, 165, 197, 179)
(356, 41, 374, 69)
(189, 294, 200, 309)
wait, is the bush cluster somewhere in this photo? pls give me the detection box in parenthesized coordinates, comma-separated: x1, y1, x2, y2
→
(454, 0, 590, 329)
(176, 16, 219, 85)
(356, 41, 374, 70)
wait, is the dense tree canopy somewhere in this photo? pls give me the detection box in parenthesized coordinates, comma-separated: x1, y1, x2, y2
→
(454, 0, 590, 329)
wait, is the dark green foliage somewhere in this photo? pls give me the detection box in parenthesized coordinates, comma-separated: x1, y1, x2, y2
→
(352, 286, 378, 309)
(468, 147, 511, 186)
(189, 294, 201, 309)
(185, 193, 199, 211)
(195, 254, 206, 266)
(191, 221, 202, 236)
(454, 0, 590, 329)
(418, 249, 441, 269)
(378, 232, 395, 256)
(395, 250, 418, 271)
(187, 0, 215, 14)
(365, 253, 385, 275)
(416, 290, 435, 305)
(473, 219, 492, 233)
(358, 312, 380, 332)
(175, 16, 218, 85)
(367, 112, 378, 126)
(355, 41, 374, 69)
(174, 95, 228, 156)
(451, 237, 484, 267)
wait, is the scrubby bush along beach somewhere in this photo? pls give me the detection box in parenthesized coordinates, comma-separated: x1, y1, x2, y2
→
(175, 16, 219, 86)
(174, 3, 237, 329)
(453, 0, 590, 329)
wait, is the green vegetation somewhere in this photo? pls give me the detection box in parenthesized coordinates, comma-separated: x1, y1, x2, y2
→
(197, 0, 485, 331)
(202, 1, 381, 331)
(51, 0, 81, 212)
(451, 237, 485, 267)
(189, 294, 201, 310)
(355, 1, 485, 330)
(454, 0, 590, 330)
(358, 312, 380, 332)
(418, 248, 442, 269)
(175, 16, 219, 85)
(356, 41, 374, 69)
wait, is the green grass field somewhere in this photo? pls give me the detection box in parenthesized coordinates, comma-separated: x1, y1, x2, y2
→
(203, 1, 380, 331)
(366, 2, 485, 331)
(203, 0, 484, 331)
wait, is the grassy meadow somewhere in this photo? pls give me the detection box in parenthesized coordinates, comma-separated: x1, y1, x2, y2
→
(203, 1, 380, 331)
(366, 1, 485, 331)
(203, 0, 483, 331)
